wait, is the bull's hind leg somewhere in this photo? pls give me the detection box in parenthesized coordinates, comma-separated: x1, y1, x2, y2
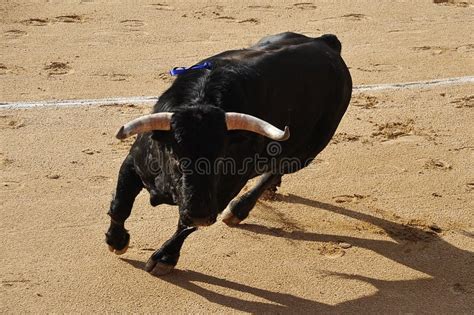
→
(106, 155, 143, 255)
(145, 222, 197, 276)
(222, 173, 282, 226)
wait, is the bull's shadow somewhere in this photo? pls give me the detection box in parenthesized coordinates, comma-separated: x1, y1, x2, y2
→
(122, 194, 473, 313)
(122, 258, 330, 312)
(122, 258, 331, 312)
(239, 194, 474, 313)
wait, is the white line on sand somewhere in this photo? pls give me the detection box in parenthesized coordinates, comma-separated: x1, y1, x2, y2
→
(352, 75, 474, 92)
(1, 75, 473, 110)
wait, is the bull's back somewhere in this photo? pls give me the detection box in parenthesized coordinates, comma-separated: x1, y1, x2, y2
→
(210, 33, 352, 164)
(252, 32, 342, 54)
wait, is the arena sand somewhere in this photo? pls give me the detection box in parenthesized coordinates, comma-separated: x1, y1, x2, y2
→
(1, 0, 473, 313)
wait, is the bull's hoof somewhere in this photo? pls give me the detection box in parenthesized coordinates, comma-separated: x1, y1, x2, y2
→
(221, 206, 242, 226)
(145, 258, 175, 276)
(145, 249, 179, 276)
(114, 240, 129, 255)
(107, 238, 129, 255)
(105, 227, 130, 255)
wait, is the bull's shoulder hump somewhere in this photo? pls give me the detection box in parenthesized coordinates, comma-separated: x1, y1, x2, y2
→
(252, 32, 311, 49)
(317, 34, 342, 54)
(207, 33, 342, 66)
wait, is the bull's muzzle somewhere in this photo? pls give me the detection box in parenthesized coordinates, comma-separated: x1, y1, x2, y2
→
(181, 212, 216, 227)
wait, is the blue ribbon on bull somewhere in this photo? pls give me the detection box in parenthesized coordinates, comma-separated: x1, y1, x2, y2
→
(170, 62, 212, 76)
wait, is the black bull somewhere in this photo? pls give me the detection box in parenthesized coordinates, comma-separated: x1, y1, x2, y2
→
(105, 32, 352, 275)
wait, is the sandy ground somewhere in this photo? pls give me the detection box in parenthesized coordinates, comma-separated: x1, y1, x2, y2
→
(1, 0, 473, 313)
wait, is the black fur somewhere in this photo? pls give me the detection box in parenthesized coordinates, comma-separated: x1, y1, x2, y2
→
(106, 32, 352, 273)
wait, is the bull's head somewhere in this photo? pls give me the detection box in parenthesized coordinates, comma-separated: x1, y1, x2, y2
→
(115, 106, 289, 227)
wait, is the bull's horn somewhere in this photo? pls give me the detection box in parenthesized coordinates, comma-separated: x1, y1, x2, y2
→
(225, 112, 290, 141)
(115, 112, 173, 139)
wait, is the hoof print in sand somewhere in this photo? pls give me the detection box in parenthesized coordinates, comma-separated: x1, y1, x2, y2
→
(20, 15, 86, 26)
(120, 19, 145, 30)
(149, 3, 175, 11)
(332, 194, 367, 203)
(237, 18, 260, 24)
(400, 219, 442, 241)
(1, 154, 14, 168)
(433, 0, 471, 7)
(109, 73, 131, 81)
(423, 158, 452, 171)
(0, 115, 26, 129)
(43, 62, 72, 76)
(20, 18, 49, 26)
(340, 13, 368, 21)
(214, 16, 236, 21)
(318, 242, 346, 258)
(291, 3, 317, 10)
(451, 95, 473, 108)
(371, 119, 418, 141)
(352, 94, 379, 108)
(412, 45, 450, 55)
(96, 72, 131, 82)
(356, 63, 399, 73)
(413, 44, 473, 55)
(331, 133, 361, 144)
(82, 148, 101, 155)
(3, 29, 28, 39)
(186, 6, 223, 19)
(248, 5, 273, 9)
(54, 15, 86, 23)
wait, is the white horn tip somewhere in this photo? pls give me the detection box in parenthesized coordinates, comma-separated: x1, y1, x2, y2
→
(279, 126, 290, 141)
(115, 126, 127, 140)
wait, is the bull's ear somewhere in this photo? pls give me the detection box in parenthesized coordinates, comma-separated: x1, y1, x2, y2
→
(151, 130, 173, 143)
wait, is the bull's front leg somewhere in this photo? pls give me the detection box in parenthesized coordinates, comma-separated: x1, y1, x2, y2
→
(106, 155, 143, 255)
(145, 221, 197, 276)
